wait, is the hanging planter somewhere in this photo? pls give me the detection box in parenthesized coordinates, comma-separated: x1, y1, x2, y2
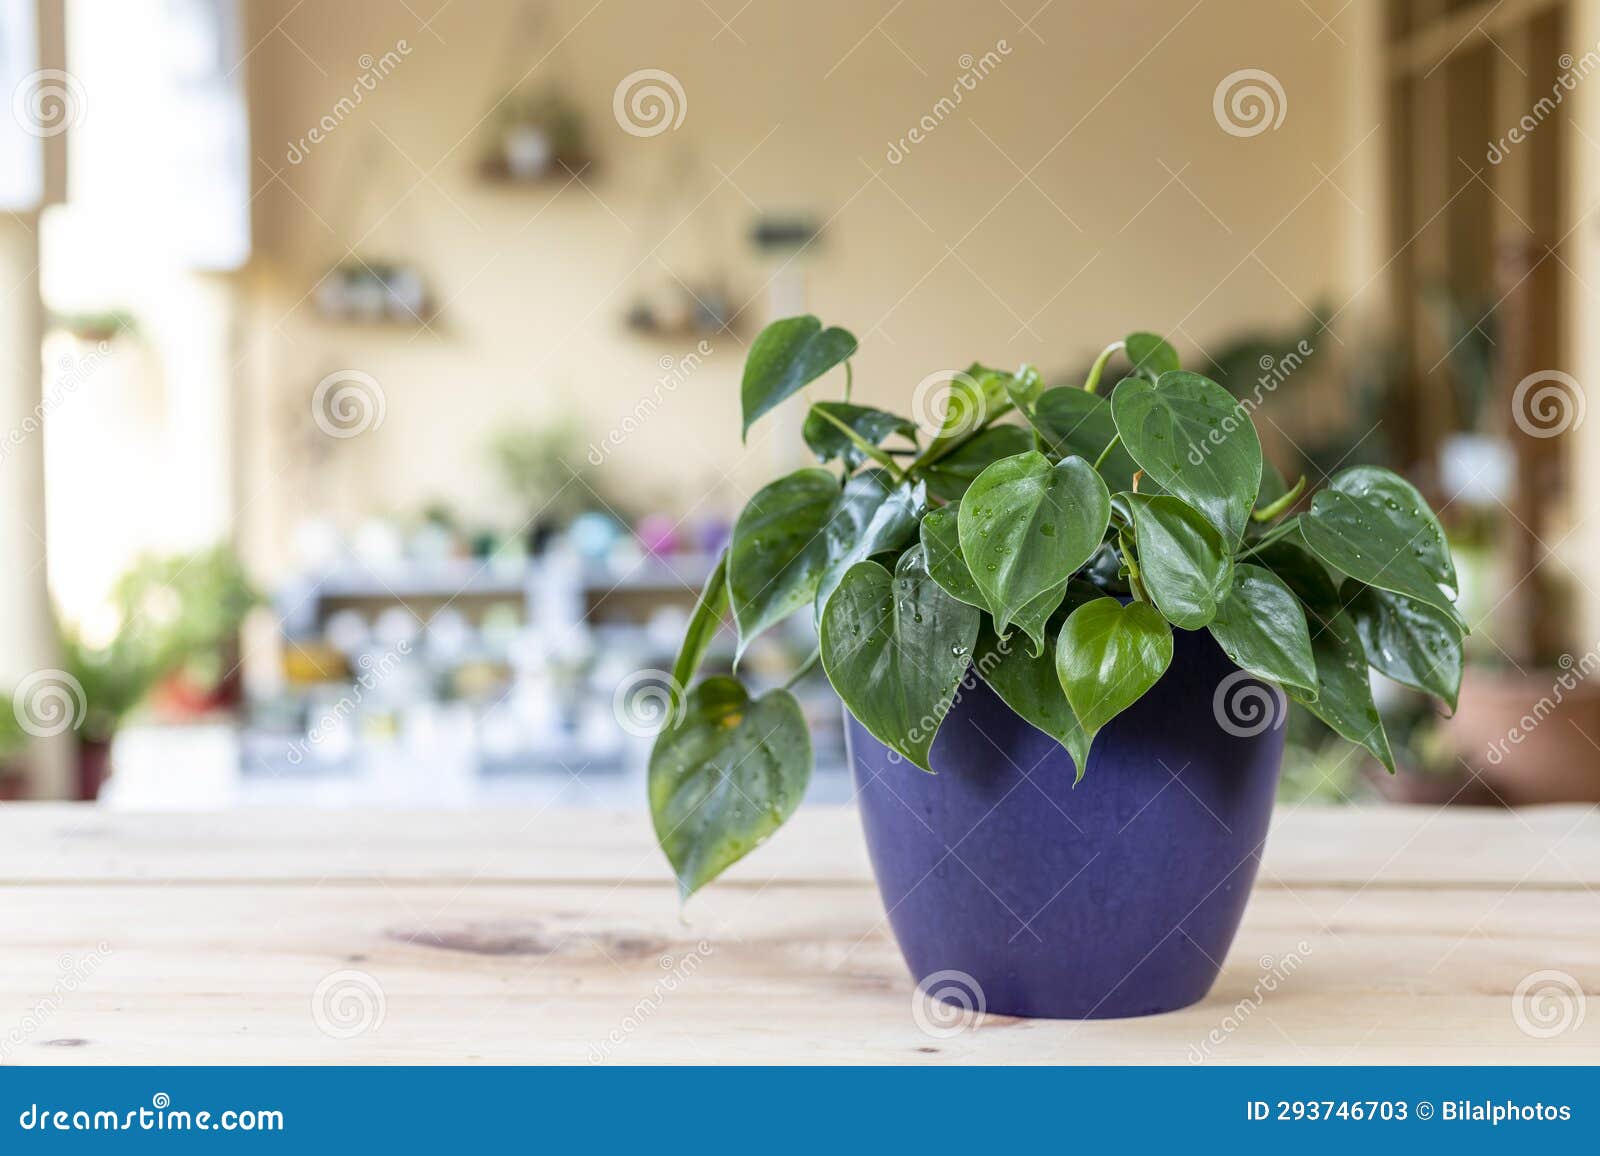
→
(479, 88, 591, 185)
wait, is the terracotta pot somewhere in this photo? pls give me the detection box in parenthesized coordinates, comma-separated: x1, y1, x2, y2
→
(1442, 667, 1600, 804)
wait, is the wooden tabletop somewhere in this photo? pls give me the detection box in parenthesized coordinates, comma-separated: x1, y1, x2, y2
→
(1, 803, 1596, 1064)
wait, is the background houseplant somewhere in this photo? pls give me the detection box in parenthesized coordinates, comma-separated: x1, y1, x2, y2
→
(648, 315, 1462, 1015)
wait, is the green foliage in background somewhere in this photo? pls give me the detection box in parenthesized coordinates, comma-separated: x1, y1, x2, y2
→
(60, 545, 259, 741)
(649, 318, 1465, 898)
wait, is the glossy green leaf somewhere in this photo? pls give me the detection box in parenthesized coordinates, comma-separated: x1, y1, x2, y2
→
(920, 426, 1033, 503)
(649, 678, 811, 899)
(819, 549, 980, 771)
(814, 472, 924, 622)
(1299, 466, 1463, 628)
(1054, 597, 1173, 776)
(1343, 582, 1463, 712)
(802, 402, 916, 469)
(1288, 608, 1395, 773)
(1206, 563, 1317, 694)
(741, 316, 857, 440)
(1126, 493, 1233, 629)
(975, 608, 1091, 771)
(1024, 387, 1139, 491)
(1125, 332, 1180, 381)
(670, 550, 728, 695)
(727, 468, 839, 657)
(958, 452, 1110, 637)
(920, 504, 985, 609)
(1111, 371, 1262, 544)
(922, 502, 1066, 656)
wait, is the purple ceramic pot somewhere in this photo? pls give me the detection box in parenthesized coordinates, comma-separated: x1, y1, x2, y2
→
(847, 624, 1286, 1019)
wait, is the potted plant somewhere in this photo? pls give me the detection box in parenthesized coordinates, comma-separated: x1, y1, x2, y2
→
(647, 316, 1463, 1019)
(116, 546, 260, 717)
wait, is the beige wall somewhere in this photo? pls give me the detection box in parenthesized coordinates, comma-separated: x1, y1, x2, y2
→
(240, 0, 1368, 568)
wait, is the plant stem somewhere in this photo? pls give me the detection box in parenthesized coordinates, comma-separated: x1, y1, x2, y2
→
(1118, 530, 1149, 603)
(813, 406, 904, 482)
(1082, 341, 1125, 395)
(843, 360, 853, 403)
(1250, 474, 1306, 523)
(1092, 433, 1122, 471)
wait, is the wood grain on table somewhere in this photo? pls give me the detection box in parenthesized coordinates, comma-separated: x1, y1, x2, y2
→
(0, 803, 1596, 1064)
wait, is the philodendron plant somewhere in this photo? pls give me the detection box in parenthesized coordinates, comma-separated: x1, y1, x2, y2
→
(650, 316, 1465, 898)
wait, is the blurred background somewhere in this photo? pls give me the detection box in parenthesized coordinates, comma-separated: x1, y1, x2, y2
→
(0, 0, 1596, 811)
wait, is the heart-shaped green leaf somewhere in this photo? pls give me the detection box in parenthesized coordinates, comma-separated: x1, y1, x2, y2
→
(1342, 582, 1463, 712)
(814, 472, 924, 622)
(920, 504, 985, 608)
(741, 316, 858, 440)
(1126, 493, 1233, 629)
(958, 452, 1110, 637)
(649, 678, 811, 899)
(802, 402, 916, 469)
(1299, 466, 1464, 628)
(976, 607, 1090, 771)
(920, 425, 1034, 502)
(1024, 387, 1139, 491)
(1125, 332, 1180, 381)
(1287, 608, 1395, 773)
(1054, 597, 1173, 775)
(820, 549, 980, 771)
(922, 502, 1067, 656)
(670, 550, 728, 695)
(1206, 563, 1317, 694)
(1111, 371, 1262, 545)
(728, 468, 839, 657)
